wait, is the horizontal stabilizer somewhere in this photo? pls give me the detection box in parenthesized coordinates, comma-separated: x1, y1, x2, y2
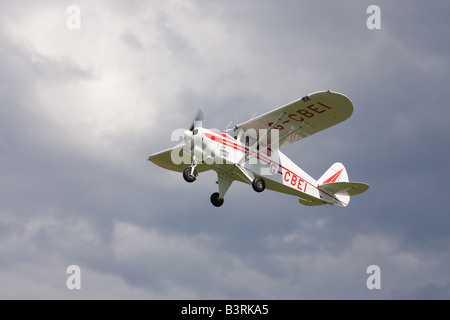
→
(319, 182, 369, 196)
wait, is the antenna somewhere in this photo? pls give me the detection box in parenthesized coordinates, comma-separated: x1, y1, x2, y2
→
(250, 111, 258, 120)
(224, 121, 233, 131)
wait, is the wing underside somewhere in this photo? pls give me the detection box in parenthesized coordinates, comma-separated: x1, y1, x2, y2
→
(236, 91, 353, 149)
(148, 144, 211, 173)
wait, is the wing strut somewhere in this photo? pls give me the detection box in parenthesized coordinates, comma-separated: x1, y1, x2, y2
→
(264, 122, 309, 151)
(233, 164, 255, 183)
(239, 112, 286, 164)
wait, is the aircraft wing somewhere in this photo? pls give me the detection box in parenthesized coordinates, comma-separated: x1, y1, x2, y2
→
(148, 144, 211, 173)
(236, 91, 353, 149)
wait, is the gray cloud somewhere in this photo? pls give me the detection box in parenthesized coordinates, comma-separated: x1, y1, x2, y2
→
(408, 283, 450, 300)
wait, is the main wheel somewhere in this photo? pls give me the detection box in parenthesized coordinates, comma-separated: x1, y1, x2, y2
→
(183, 167, 198, 183)
(210, 192, 224, 207)
(252, 177, 266, 192)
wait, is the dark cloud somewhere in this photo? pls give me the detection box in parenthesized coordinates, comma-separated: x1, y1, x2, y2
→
(409, 283, 450, 300)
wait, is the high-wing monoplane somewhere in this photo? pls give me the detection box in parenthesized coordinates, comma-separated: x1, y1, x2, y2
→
(148, 91, 369, 207)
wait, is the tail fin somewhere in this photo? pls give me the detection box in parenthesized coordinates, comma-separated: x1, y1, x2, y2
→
(317, 162, 348, 185)
(317, 162, 369, 207)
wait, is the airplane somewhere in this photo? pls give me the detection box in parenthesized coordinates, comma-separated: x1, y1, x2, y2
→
(148, 90, 369, 207)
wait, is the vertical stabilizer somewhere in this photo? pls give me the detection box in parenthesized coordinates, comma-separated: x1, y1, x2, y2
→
(318, 162, 350, 207)
(317, 162, 348, 185)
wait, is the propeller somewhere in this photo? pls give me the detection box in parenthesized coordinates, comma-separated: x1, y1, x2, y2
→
(189, 109, 204, 131)
(184, 109, 205, 151)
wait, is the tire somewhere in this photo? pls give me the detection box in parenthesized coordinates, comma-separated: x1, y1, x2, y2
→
(210, 192, 224, 207)
(252, 177, 266, 192)
(183, 167, 198, 183)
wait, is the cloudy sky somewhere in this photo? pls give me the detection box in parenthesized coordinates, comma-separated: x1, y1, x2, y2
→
(0, 0, 449, 299)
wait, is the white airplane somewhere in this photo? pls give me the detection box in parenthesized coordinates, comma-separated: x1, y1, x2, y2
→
(148, 90, 369, 207)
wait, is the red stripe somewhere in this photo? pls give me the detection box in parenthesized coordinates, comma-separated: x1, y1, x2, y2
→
(323, 168, 343, 184)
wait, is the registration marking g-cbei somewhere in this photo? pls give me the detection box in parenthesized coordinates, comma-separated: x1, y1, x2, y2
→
(284, 170, 307, 192)
(268, 102, 332, 130)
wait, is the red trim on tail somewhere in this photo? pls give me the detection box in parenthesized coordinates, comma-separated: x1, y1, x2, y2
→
(323, 168, 343, 184)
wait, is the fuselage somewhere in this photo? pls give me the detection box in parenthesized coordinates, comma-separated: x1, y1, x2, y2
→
(196, 128, 321, 200)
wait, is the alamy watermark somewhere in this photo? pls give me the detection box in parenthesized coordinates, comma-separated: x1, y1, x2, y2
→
(66, 265, 81, 290)
(366, 5, 381, 30)
(366, 265, 381, 290)
(170, 124, 280, 175)
(66, 5, 81, 30)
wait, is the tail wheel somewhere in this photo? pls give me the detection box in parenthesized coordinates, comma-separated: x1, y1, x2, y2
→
(183, 167, 198, 183)
(210, 192, 224, 207)
(252, 177, 266, 192)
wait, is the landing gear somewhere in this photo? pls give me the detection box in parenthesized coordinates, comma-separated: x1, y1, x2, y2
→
(183, 167, 198, 183)
(210, 192, 224, 207)
(252, 177, 266, 192)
